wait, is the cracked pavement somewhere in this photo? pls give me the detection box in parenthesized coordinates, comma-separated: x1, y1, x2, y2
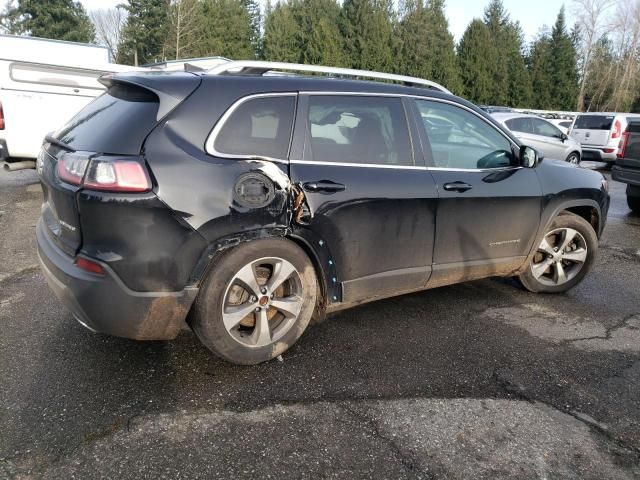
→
(1, 166, 640, 479)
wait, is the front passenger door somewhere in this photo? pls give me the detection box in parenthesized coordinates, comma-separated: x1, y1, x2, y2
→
(413, 99, 542, 288)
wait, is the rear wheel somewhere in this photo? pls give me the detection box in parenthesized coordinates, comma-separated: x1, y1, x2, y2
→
(191, 238, 317, 365)
(566, 152, 580, 165)
(628, 194, 640, 214)
(519, 213, 597, 293)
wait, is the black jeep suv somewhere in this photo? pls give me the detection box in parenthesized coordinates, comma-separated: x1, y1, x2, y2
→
(36, 62, 609, 365)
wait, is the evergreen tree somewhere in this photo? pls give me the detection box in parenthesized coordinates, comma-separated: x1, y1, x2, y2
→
(549, 6, 579, 110)
(241, 0, 261, 57)
(457, 19, 495, 104)
(119, 0, 169, 65)
(528, 31, 554, 109)
(294, 0, 347, 67)
(1, 0, 94, 43)
(396, 0, 460, 93)
(196, 0, 255, 59)
(262, 1, 301, 62)
(504, 21, 532, 107)
(340, 0, 394, 72)
(482, 0, 509, 104)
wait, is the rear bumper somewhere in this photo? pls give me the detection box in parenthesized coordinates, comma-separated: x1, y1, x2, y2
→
(612, 165, 640, 188)
(36, 218, 198, 340)
(581, 147, 617, 162)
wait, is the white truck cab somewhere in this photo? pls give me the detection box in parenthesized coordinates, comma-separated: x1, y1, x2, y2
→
(0, 34, 138, 166)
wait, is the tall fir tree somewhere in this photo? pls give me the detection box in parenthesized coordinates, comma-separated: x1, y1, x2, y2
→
(262, 1, 301, 62)
(119, 0, 169, 65)
(549, 6, 579, 110)
(196, 0, 255, 59)
(396, 0, 460, 94)
(1, 0, 94, 43)
(482, 0, 509, 104)
(457, 18, 495, 104)
(294, 0, 347, 67)
(340, 0, 394, 72)
(528, 30, 554, 109)
(504, 21, 533, 107)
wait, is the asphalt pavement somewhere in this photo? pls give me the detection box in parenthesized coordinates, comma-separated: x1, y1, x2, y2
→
(1, 164, 639, 479)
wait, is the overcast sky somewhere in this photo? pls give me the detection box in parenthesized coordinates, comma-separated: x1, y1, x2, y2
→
(80, 0, 573, 42)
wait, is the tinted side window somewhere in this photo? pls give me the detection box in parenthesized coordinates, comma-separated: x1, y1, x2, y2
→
(415, 100, 515, 169)
(214, 96, 296, 159)
(532, 118, 561, 138)
(505, 117, 532, 133)
(305, 95, 413, 166)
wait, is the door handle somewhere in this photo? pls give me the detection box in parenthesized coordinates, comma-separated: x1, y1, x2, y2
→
(303, 180, 346, 193)
(443, 181, 473, 193)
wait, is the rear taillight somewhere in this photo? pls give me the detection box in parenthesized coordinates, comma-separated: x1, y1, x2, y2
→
(57, 153, 90, 185)
(618, 131, 630, 159)
(0, 102, 5, 130)
(612, 120, 622, 139)
(56, 153, 151, 192)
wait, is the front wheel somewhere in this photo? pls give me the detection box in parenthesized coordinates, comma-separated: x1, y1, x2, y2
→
(627, 194, 640, 214)
(566, 152, 580, 165)
(190, 238, 317, 365)
(519, 213, 597, 293)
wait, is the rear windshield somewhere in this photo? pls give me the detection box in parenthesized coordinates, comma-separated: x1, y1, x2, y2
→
(54, 84, 159, 155)
(573, 115, 614, 130)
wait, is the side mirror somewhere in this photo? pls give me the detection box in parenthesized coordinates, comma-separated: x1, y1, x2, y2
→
(520, 145, 539, 168)
(561, 133, 568, 142)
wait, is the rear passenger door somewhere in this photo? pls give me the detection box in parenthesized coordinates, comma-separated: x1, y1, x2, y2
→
(288, 94, 438, 304)
(412, 99, 542, 287)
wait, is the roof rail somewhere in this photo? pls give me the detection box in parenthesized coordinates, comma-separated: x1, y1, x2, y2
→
(206, 60, 452, 94)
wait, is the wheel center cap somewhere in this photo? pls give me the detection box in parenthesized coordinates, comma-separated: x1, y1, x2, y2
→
(259, 296, 269, 306)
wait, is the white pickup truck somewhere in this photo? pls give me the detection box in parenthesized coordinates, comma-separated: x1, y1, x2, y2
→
(0, 34, 138, 170)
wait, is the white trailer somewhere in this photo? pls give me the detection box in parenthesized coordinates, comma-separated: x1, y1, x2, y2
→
(0, 35, 139, 166)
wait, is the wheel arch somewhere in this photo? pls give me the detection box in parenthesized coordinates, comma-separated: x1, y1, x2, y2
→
(518, 199, 603, 275)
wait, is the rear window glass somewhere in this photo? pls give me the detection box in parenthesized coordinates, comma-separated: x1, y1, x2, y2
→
(214, 96, 296, 159)
(55, 85, 159, 155)
(574, 115, 614, 130)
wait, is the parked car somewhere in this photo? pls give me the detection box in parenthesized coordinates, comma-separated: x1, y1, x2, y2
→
(492, 112, 582, 164)
(612, 120, 640, 213)
(0, 34, 137, 168)
(36, 61, 610, 365)
(570, 112, 640, 165)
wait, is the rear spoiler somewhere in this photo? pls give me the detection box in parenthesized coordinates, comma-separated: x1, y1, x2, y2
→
(99, 71, 202, 120)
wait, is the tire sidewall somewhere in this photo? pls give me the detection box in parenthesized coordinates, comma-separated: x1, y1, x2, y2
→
(191, 238, 317, 365)
(520, 213, 598, 293)
(566, 152, 580, 165)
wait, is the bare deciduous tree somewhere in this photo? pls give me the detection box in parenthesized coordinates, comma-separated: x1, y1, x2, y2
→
(90, 7, 127, 63)
(166, 0, 201, 60)
(572, 0, 615, 110)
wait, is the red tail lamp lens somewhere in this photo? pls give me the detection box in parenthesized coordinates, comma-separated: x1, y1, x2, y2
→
(83, 160, 150, 192)
(56, 153, 90, 186)
(75, 257, 105, 275)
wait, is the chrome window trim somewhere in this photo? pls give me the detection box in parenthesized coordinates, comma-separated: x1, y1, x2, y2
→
(289, 159, 427, 170)
(204, 92, 297, 163)
(206, 90, 521, 173)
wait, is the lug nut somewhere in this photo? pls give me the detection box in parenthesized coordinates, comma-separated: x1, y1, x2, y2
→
(250, 296, 257, 302)
(261, 287, 267, 294)
(255, 307, 261, 312)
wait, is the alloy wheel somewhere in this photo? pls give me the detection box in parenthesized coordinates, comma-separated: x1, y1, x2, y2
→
(567, 153, 580, 164)
(530, 227, 588, 286)
(222, 257, 304, 348)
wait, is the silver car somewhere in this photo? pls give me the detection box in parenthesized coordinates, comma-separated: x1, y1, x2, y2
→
(492, 113, 582, 164)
